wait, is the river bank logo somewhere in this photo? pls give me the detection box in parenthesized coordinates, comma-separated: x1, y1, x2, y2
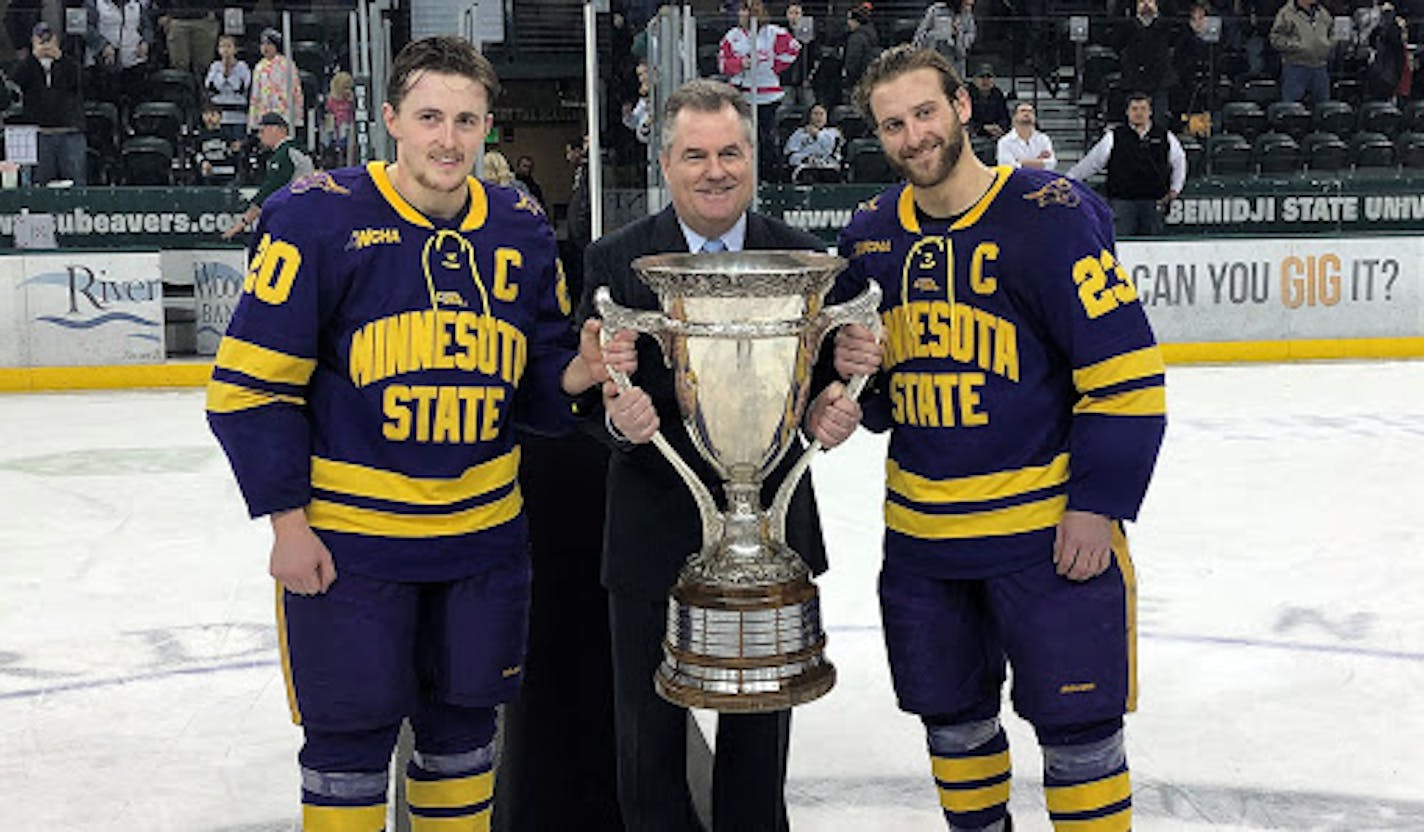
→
(21, 265, 163, 345)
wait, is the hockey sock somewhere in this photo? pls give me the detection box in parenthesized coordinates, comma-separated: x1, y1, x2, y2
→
(406, 703, 498, 831)
(1040, 723, 1131, 831)
(299, 769, 389, 832)
(925, 716, 1012, 831)
(299, 726, 397, 832)
(405, 740, 496, 831)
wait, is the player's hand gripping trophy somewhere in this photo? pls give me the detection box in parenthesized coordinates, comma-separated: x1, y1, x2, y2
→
(597, 251, 881, 712)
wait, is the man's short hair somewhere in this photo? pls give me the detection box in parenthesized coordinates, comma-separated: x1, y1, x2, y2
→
(1126, 91, 1152, 109)
(660, 78, 754, 153)
(852, 45, 963, 122)
(387, 36, 501, 114)
(258, 111, 289, 130)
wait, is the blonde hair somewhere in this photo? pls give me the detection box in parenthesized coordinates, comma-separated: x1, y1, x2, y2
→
(329, 71, 354, 100)
(481, 150, 515, 187)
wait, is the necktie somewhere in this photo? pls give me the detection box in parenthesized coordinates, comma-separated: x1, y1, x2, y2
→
(701, 238, 726, 253)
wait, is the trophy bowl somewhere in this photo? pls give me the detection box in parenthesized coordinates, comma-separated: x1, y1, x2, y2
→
(597, 251, 881, 713)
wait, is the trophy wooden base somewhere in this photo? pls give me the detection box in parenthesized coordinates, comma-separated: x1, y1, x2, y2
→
(654, 575, 836, 713)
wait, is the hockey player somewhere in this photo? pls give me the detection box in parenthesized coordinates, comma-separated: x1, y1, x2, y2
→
(831, 45, 1167, 831)
(206, 36, 634, 831)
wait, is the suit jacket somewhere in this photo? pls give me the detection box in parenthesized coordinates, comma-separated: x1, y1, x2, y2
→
(579, 206, 830, 600)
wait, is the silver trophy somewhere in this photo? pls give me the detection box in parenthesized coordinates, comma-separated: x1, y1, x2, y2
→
(596, 251, 881, 713)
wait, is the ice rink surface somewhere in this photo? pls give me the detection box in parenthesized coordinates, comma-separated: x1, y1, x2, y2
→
(2, 360, 1422, 831)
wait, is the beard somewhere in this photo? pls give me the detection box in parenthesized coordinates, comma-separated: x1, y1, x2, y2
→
(413, 157, 471, 194)
(886, 119, 965, 189)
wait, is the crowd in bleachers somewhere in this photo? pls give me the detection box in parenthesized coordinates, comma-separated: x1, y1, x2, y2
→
(605, 0, 1423, 182)
(1, 2, 356, 187)
(2, 0, 1421, 187)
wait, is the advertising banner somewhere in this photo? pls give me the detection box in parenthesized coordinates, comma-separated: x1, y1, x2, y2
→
(0, 258, 21, 365)
(760, 176, 1424, 245)
(14, 252, 166, 366)
(1118, 237, 1422, 343)
(0, 188, 246, 250)
(188, 249, 249, 355)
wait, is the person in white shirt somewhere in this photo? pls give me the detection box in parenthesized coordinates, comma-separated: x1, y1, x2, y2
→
(719, 0, 802, 180)
(995, 101, 1056, 170)
(1066, 93, 1186, 236)
(784, 102, 843, 181)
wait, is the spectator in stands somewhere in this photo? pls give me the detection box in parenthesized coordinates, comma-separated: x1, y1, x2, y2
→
(193, 99, 238, 185)
(205, 34, 251, 144)
(912, 0, 978, 79)
(565, 135, 592, 287)
(783, 2, 817, 106)
(996, 101, 1057, 169)
(1270, 0, 1333, 104)
(842, 3, 880, 93)
(84, 0, 155, 112)
(322, 70, 355, 167)
(1239, 0, 1279, 78)
(1365, 2, 1409, 101)
(12, 23, 86, 186)
(1113, 0, 1177, 128)
(480, 149, 522, 192)
(719, 0, 802, 180)
(967, 63, 1010, 138)
(622, 61, 653, 145)
(515, 154, 547, 207)
(1173, 1, 1216, 123)
(248, 28, 304, 133)
(1067, 92, 1187, 237)
(159, 0, 219, 76)
(784, 101, 843, 180)
(221, 111, 312, 240)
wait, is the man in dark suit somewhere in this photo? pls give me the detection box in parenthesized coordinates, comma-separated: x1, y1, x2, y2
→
(577, 78, 862, 832)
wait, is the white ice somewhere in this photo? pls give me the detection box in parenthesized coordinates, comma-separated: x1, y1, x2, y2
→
(1, 360, 1422, 831)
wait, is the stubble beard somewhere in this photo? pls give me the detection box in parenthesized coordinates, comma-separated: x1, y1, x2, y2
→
(888, 121, 965, 189)
(413, 160, 469, 195)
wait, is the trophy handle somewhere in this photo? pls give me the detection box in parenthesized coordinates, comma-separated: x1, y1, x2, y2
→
(594, 286, 726, 557)
(769, 280, 884, 548)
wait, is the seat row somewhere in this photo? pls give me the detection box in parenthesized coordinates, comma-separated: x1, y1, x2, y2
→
(1188, 131, 1424, 175)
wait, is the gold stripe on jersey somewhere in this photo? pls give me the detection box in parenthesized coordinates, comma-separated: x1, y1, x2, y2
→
(214, 336, 316, 385)
(205, 380, 305, 413)
(931, 749, 1011, 783)
(311, 449, 520, 506)
(1113, 523, 1139, 712)
(1045, 771, 1131, 815)
(306, 487, 522, 538)
(1073, 386, 1167, 417)
(275, 584, 302, 725)
(897, 166, 1013, 234)
(407, 769, 494, 809)
(888, 453, 1069, 505)
(937, 779, 1012, 813)
(1072, 346, 1165, 393)
(369, 161, 489, 232)
(302, 802, 386, 832)
(886, 494, 1067, 540)
(1049, 807, 1132, 832)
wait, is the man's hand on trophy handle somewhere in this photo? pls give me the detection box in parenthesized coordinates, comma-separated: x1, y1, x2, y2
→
(600, 327, 641, 379)
(603, 381, 659, 443)
(806, 381, 861, 449)
(833, 323, 882, 381)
